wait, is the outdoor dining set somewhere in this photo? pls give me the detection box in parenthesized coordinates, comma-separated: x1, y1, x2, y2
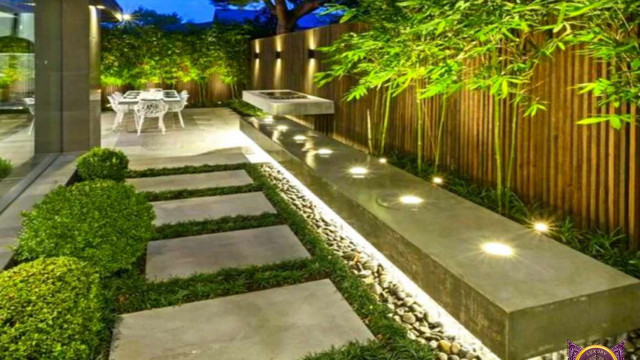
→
(107, 89, 189, 136)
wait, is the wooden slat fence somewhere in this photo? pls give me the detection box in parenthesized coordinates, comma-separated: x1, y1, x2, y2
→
(250, 23, 640, 247)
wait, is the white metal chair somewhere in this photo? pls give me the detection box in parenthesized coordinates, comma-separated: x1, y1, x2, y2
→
(23, 97, 35, 135)
(134, 99, 168, 136)
(167, 93, 189, 128)
(113, 91, 123, 100)
(107, 94, 133, 130)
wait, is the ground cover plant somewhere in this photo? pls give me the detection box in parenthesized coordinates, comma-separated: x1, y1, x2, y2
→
(76, 147, 129, 182)
(0, 157, 11, 179)
(98, 162, 434, 359)
(17, 180, 154, 276)
(0, 257, 105, 360)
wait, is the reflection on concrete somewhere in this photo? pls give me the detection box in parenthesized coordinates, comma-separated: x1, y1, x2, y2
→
(0, 112, 39, 199)
(102, 107, 260, 162)
(240, 115, 640, 360)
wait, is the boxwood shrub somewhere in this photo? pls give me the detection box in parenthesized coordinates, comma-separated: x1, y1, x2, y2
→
(77, 147, 129, 182)
(17, 180, 155, 276)
(0, 157, 11, 179)
(0, 257, 105, 360)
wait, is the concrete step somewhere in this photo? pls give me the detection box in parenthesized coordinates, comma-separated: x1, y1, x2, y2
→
(152, 192, 276, 226)
(128, 152, 248, 171)
(109, 279, 374, 360)
(146, 225, 310, 281)
(127, 170, 253, 193)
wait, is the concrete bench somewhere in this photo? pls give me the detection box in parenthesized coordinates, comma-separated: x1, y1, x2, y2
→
(241, 116, 640, 360)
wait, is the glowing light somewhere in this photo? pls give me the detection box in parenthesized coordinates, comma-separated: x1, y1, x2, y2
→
(263, 116, 274, 124)
(482, 242, 514, 256)
(275, 125, 288, 131)
(122, 13, 132, 21)
(379, 158, 388, 164)
(293, 135, 307, 142)
(349, 167, 368, 178)
(433, 176, 444, 185)
(317, 148, 333, 156)
(399, 195, 424, 205)
(533, 222, 550, 233)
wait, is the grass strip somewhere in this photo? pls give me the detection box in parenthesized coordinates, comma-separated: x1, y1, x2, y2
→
(127, 162, 248, 178)
(143, 183, 262, 202)
(152, 213, 283, 241)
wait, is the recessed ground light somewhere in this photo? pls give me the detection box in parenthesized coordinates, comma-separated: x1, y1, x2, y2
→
(275, 125, 288, 131)
(379, 158, 388, 164)
(533, 222, 550, 233)
(317, 148, 333, 156)
(433, 176, 444, 185)
(293, 135, 307, 142)
(263, 116, 274, 123)
(349, 167, 368, 178)
(482, 242, 514, 256)
(399, 195, 424, 205)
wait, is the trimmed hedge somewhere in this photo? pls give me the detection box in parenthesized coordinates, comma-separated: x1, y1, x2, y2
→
(17, 180, 155, 276)
(77, 148, 129, 182)
(0, 157, 11, 179)
(0, 257, 105, 360)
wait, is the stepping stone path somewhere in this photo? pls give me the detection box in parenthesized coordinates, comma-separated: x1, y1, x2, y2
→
(146, 225, 311, 281)
(128, 152, 248, 170)
(109, 280, 374, 360)
(110, 156, 373, 360)
(152, 192, 276, 226)
(127, 170, 253, 193)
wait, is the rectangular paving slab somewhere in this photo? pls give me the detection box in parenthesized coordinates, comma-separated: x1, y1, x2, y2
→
(109, 279, 373, 360)
(128, 152, 248, 170)
(146, 225, 310, 281)
(127, 170, 253, 193)
(153, 192, 276, 226)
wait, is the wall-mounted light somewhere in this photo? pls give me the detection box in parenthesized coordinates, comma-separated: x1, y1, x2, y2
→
(254, 52, 260, 59)
(308, 49, 316, 59)
(275, 51, 282, 59)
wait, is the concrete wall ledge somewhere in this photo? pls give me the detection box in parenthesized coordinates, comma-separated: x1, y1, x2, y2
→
(0, 153, 79, 270)
(240, 116, 640, 360)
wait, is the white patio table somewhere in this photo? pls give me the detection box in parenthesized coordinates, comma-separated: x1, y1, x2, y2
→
(118, 90, 182, 107)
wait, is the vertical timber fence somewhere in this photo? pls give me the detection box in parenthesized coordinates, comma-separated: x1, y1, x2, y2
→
(250, 23, 640, 247)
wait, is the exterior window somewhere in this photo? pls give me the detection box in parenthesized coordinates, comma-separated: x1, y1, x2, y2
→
(0, 0, 40, 199)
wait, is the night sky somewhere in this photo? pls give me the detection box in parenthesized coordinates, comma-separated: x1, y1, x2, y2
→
(117, 0, 216, 23)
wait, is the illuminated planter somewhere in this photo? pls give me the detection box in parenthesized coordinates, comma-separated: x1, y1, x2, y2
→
(241, 116, 640, 360)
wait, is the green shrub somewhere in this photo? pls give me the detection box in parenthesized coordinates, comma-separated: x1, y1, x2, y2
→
(0, 257, 105, 360)
(17, 180, 155, 275)
(0, 157, 11, 179)
(77, 147, 129, 182)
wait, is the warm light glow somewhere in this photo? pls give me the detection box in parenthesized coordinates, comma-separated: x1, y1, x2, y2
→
(399, 195, 424, 205)
(482, 242, 514, 256)
(263, 116, 274, 124)
(379, 158, 388, 164)
(293, 135, 307, 142)
(349, 167, 368, 177)
(433, 176, 444, 185)
(96, 5, 106, 9)
(317, 148, 333, 156)
(275, 125, 288, 131)
(533, 222, 550, 233)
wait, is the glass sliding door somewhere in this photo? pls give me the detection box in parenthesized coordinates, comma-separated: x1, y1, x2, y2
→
(0, 0, 43, 199)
